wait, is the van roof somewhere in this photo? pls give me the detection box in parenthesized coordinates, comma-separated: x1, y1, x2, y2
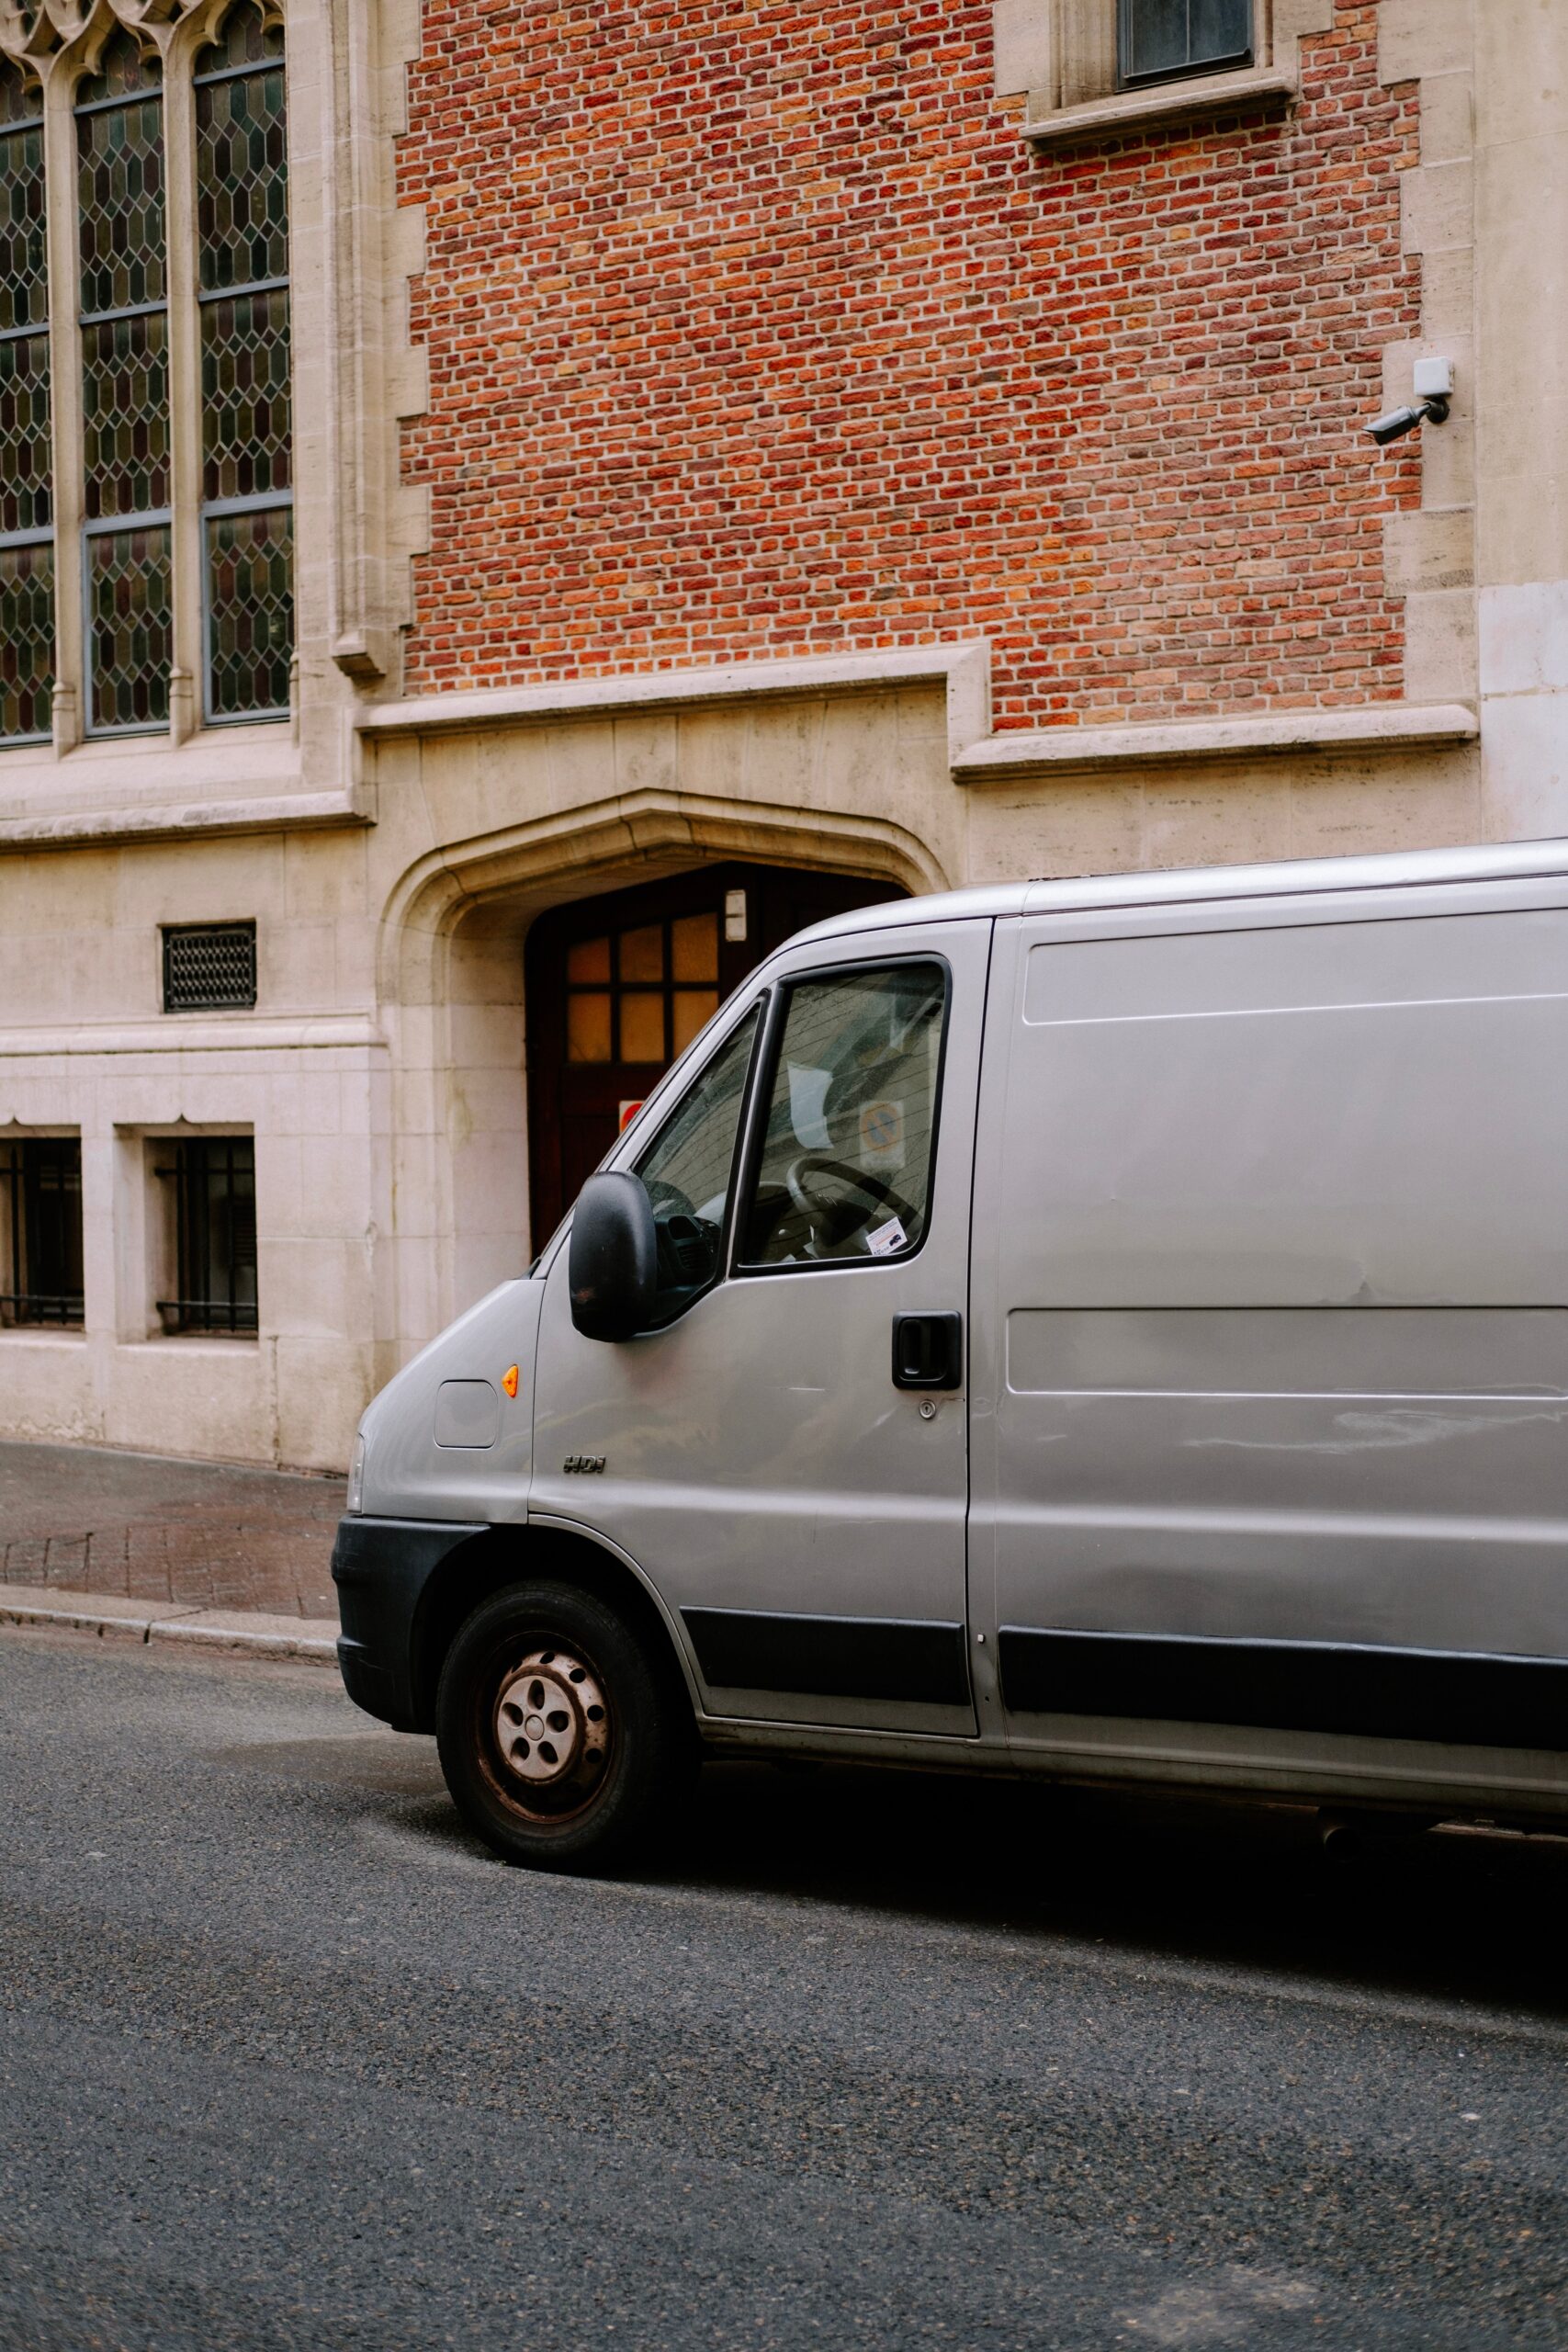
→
(792, 835, 1568, 946)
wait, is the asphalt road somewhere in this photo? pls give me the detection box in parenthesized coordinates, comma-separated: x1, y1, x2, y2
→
(2, 1626, 1566, 2350)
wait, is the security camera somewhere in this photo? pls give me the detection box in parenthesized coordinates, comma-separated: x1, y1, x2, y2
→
(1367, 356, 1453, 446)
(1367, 395, 1450, 445)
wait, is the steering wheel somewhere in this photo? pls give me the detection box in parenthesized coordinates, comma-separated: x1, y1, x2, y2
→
(784, 1152, 918, 1258)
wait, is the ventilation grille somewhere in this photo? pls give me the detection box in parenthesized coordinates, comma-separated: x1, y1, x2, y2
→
(163, 922, 257, 1012)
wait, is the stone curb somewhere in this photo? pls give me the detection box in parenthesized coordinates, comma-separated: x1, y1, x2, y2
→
(0, 1584, 338, 1664)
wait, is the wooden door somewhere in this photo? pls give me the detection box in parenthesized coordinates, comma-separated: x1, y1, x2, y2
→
(525, 863, 902, 1250)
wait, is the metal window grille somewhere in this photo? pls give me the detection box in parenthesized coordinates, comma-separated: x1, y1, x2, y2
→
(0, 1137, 85, 1326)
(155, 1136, 257, 1335)
(1118, 0, 1252, 88)
(163, 921, 257, 1012)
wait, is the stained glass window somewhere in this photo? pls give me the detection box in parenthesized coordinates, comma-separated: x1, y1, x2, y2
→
(196, 6, 292, 722)
(77, 31, 170, 733)
(0, 57, 53, 743)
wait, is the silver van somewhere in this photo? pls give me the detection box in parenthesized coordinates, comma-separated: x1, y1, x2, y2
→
(333, 838, 1568, 1870)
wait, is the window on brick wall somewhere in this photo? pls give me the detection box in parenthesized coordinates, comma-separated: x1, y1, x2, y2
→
(1118, 0, 1252, 89)
(0, 1137, 85, 1327)
(0, 3, 293, 750)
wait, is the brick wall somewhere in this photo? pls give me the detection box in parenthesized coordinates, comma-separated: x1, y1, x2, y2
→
(397, 0, 1420, 727)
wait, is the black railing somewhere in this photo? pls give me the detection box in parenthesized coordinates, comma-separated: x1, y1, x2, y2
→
(154, 1295, 258, 1336)
(0, 1290, 85, 1328)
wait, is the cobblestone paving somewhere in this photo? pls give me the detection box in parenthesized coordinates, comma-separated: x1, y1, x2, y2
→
(0, 1442, 344, 1619)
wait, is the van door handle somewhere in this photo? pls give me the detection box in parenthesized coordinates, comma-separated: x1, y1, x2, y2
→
(891, 1312, 964, 1391)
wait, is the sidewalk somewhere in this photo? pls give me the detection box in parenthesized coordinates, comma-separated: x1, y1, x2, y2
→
(0, 1440, 344, 1628)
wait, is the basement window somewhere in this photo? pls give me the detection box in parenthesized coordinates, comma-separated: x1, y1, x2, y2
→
(154, 1136, 258, 1336)
(0, 1138, 85, 1328)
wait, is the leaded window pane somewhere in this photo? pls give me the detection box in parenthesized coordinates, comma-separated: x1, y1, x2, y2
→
(196, 46, 288, 291)
(197, 3, 293, 725)
(75, 40, 165, 319)
(0, 326, 51, 537)
(1, 58, 51, 746)
(82, 309, 169, 516)
(201, 288, 290, 501)
(77, 31, 169, 737)
(206, 505, 291, 718)
(0, 542, 53, 742)
(1, 66, 46, 334)
(87, 524, 171, 731)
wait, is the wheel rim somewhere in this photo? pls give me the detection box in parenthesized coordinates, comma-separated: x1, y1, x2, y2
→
(485, 1641, 613, 1824)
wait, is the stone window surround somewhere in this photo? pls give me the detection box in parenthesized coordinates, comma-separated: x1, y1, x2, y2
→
(0, 0, 425, 823)
(998, 0, 1336, 145)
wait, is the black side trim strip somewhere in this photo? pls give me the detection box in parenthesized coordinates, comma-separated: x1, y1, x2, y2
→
(682, 1606, 971, 1708)
(998, 1626, 1568, 1752)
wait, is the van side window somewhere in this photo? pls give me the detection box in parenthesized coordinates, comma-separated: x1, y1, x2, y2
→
(632, 1008, 760, 1318)
(739, 963, 946, 1268)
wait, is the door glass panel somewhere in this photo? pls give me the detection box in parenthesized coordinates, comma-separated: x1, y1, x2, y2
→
(620, 992, 665, 1063)
(567, 935, 610, 984)
(567, 990, 612, 1063)
(671, 989, 718, 1055)
(671, 911, 718, 982)
(740, 964, 946, 1267)
(634, 1008, 760, 1317)
(619, 924, 663, 982)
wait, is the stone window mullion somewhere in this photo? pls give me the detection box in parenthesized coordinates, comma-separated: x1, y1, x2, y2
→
(163, 40, 201, 741)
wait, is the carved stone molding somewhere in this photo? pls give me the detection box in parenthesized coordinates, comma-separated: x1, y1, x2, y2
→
(0, 0, 193, 69)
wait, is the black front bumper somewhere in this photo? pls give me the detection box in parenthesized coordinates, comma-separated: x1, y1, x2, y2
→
(332, 1514, 487, 1730)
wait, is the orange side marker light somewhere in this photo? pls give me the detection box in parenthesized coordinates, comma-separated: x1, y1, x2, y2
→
(502, 1364, 519, 1399)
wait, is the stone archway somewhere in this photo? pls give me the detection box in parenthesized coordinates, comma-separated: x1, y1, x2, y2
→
(374, 787, 950, 1361)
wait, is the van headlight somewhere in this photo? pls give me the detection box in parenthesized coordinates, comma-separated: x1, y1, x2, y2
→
(347, 1429, 367, 1516)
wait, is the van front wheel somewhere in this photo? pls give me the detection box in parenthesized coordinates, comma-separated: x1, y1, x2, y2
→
(435, 1580, 690, 1871)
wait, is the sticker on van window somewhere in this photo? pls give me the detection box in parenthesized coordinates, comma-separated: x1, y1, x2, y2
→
(860, 1098, 905, 1169)
(787, 1063, 833, 1148)
(866, 1216, 908, 1258)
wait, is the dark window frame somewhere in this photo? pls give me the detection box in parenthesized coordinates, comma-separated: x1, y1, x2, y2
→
(154, 1134, 257, 1336)
(0, 1136, 85, 1327)
(1117, 0, 1253, 90)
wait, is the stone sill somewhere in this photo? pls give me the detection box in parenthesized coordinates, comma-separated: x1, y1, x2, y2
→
(359, 641, 994, 763)
(952, 704, 1480, 782)
(1021, 65, 1296, 148)
(0, 790, 370, 853)
(0, 1014, 383, 1060)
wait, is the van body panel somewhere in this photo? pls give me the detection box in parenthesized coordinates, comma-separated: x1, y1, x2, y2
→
(355, 1277, 545, 1524)
(528, 916, 994, 1736)
(973, 882, 1568, 1765)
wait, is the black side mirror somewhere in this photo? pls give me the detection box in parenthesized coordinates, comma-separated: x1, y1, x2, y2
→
(569, 1171, 658, 1340)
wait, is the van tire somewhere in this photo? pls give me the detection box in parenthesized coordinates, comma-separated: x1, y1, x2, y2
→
(435, 1578, 692, 1871)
